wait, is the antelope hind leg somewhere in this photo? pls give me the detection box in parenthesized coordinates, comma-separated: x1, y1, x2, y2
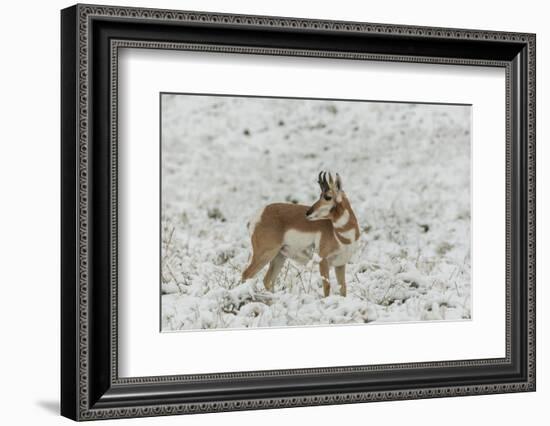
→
(241, 247, 280, 283)
(263, 252, 286, 292)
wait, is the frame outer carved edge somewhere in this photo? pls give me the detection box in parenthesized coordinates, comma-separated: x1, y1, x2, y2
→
(77, 4, 90, 419)
(526, 34, 536, 388)
(74, 4, 536, 420)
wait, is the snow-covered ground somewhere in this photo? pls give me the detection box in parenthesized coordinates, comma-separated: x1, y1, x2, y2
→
(160, 94, 471, 331)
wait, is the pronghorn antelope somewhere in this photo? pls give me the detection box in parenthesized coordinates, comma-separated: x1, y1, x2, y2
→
(241, 172, 360, 297)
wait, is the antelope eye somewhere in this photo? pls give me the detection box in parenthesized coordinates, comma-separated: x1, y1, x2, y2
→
(324, 195, 332, 201)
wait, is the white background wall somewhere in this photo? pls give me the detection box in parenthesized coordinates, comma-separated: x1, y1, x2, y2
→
(0, 0, 547, 424)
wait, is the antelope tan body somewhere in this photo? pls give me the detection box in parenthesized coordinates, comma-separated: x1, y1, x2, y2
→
(241, 172, 360, 297)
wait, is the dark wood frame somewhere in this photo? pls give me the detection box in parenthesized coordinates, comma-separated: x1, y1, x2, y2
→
(61, 3, 536, 421)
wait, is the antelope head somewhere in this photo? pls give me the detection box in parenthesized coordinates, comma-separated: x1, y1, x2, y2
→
(306, 171, 344, 221)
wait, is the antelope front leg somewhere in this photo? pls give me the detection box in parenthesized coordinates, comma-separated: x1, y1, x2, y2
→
(320, 259, 330, 297)
(335, 264, 347, 297)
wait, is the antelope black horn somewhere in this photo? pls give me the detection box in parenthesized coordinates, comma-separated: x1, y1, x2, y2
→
(317, 171, 326, 191)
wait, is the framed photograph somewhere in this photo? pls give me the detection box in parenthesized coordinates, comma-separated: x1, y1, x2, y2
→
(61, 4, 536, 421)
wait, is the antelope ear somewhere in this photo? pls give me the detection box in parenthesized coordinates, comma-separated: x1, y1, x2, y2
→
(336, 192, 343, 203)
(335, 173, 343, 191)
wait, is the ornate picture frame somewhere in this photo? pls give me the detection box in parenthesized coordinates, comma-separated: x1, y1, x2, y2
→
(61, 4, 535, 421)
